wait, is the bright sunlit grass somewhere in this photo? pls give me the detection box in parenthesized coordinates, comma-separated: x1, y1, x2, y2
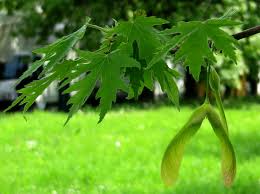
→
(0, 104, 260, 194)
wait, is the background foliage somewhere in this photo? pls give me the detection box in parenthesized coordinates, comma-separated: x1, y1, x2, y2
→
(1, 0, 259, 95)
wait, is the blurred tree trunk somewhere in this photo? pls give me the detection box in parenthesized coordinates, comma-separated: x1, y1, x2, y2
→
(247, 76, 258, 96)
(225, 86, 232, 98)
(233, 75, 247, 97)
(184, 67, 208, 100)
(184, 69, 198, 99)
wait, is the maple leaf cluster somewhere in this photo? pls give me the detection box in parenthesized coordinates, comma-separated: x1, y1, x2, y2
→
(6, 16, 240, 123)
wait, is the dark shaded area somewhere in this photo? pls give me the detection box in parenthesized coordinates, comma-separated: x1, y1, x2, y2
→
(0, 61, 5, 79)
(58, 83, 71, 112)
(184, 69, 198, 99)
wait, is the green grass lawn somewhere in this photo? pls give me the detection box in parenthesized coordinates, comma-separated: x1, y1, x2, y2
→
(0, 104, 260, 194)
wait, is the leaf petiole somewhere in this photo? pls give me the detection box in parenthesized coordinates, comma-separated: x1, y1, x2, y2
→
(87, 24, 108, 32)
(205, 62, 211, 103)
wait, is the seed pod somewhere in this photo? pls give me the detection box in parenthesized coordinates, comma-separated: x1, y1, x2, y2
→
(161, 103, 209, 186)
(209, 67, 220, 92)
(207, 105, 236, 187)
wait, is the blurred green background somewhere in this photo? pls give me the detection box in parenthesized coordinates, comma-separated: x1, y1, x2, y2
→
(1, 0, 260, 98)
(1, 103, 260, 194)
(0, 0, 260, 193)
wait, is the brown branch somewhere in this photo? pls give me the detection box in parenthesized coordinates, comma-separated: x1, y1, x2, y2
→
(232, 25, 260, 40)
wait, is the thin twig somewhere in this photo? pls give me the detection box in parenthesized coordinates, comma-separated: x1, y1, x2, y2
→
(232, 25, 260, 40)
(87, 24, 107, 32)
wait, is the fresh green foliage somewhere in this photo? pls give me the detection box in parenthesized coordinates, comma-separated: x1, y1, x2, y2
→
(151, 18, 240, 80)
(5, 13, 243, 187)
(19, 19, 90, 85)
(65, 48, 140, 123)
(113, 16, 168, 61)
(6, 15, 240, 123)
(152, 62, 180, 108)
(5, 18, 90, 113)
(1, 105, 260, 193)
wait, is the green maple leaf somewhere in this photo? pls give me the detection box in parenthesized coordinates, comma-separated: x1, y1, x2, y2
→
(153, 61, 180, 107)
(5, 74, 57, 112)
(17, 18, 90, 85)
(114, 16, 168, 62)
(150, 18, 240, 80)
(205, 19, 240, 62)
(100, 16, 171, 102)
(125, 40, 144, 99)
(126, 67, 154, 100)
(64, 47, 140, 123)
(5, 20, 90, 112)
(126, 40, 154, 100)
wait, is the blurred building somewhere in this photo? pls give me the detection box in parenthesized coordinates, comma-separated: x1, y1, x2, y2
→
(0, 12, 36, 62)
